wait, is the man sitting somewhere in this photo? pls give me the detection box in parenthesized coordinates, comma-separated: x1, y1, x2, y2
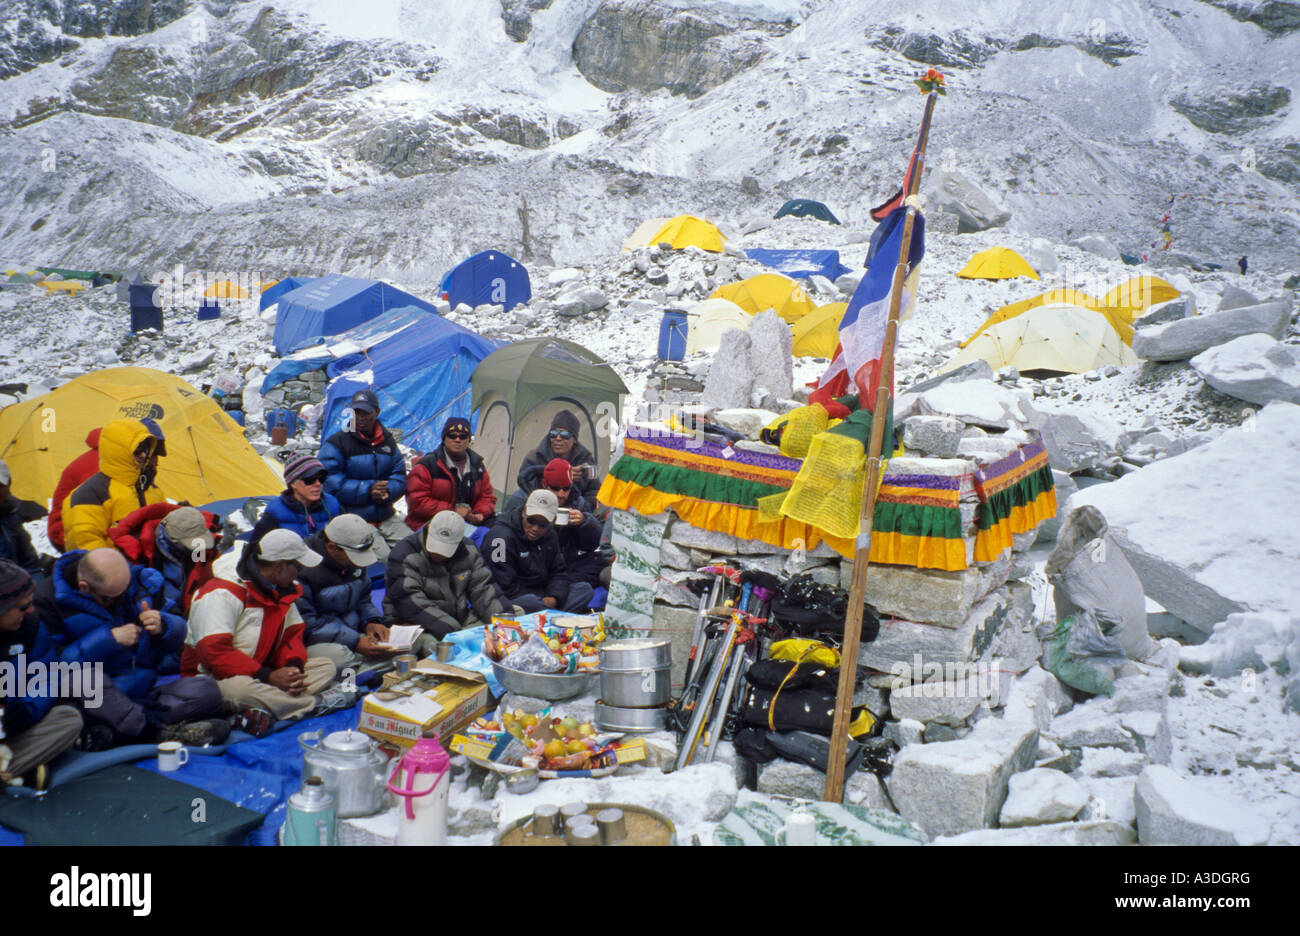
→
(0, 561, 82, 790)
(108, 504, 221, 617)
(405, 417, 496, 531)
(515, 410, 602, 504)
(502, 459, 610, 588)
(36, 548, 227, 749)
(483, 490, 594, 614)
(64, 418, 167, 551)
(319, 389, 408, 545)
(183, 530, 338, 735)
(297, 515, 391, 671)
(385, 511, 509, 650)
(0, 459, 51, 577)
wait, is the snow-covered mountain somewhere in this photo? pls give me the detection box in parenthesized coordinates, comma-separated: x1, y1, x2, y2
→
(1, 0, 1298, 278)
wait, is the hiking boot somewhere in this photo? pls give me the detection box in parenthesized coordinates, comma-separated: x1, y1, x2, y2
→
(309, 684, 361, 718)
(74, 725, 116, 753)
(230, 707, 276, 738)
(159, 718, 232, 748)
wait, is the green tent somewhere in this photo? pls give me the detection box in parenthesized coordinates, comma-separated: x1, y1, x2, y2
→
(471, 338, 628, 499)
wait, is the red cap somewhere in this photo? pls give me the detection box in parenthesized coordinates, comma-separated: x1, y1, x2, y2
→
(543, 458, 573, 488)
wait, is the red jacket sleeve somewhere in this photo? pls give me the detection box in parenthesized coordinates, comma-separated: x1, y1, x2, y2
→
(194, 633, 264, 679)
(405, 462, 439, 527)
(273, 621, 308, 671)
(472, 466, 497, 517)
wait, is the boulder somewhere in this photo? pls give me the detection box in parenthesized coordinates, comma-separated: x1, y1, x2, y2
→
(1077, 747, 1148, 778)
(835, 271, 863, 295)
(999, 767, 1088, 826)
(1190, 333, 1300, 406)
(903, 379, 1035, 430)
(860, 583, 1032, 672)
(1118, 710, 1173, 765)
(1134, 765, 1270, 846)
(658, 539, 693, 571)
(651, 602, 704, 688)
(665, 520, 739, 554)
(1050, 702, 1139, 752)
(925, 169, 1011, 232)
(1070, 403, 1300, 632)
(889, 682, 983, 727)
(554, 285, 608, 316)
(884, 718, 925, 749)
(864, 548, 1011, 628)
(701, 329, 754, 409)
(1023, 238, 1058, 275)
(899, 359, 994, 398)
(886, 716, 1038, 839)
(745, 310, 794, 398)
(1074, 774, 1138, 827)
(1033, 410, 1117, 473)
(901, 415, 964, 457)
(932, 819, 1135, 845)
(1132, 300, 1291, 362)
(1069, 234, 1121, 261)
(1003, 666, 1073, 734)
(1216, 283, 1259, 311)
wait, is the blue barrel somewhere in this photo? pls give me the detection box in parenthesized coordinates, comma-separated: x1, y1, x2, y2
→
(128, 283, 163, 332)
(228, 410, 245, 427)
(197, 300, 221, 320)
(264, 408, 299, 439)
(658, 310, 688, 361)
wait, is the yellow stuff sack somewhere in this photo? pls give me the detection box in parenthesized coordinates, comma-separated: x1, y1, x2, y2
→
(768, 638, 840, 668)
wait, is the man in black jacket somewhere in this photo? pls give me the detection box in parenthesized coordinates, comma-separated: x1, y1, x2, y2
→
(319, 389, 409, 545)
(297, 514, 391, 670)
(483, 490, 594, 614)
(0, 459, 50, 578)
(501, 459, 610, 589)
(515, 410, 602, 504)
(384, 511, 508, 646)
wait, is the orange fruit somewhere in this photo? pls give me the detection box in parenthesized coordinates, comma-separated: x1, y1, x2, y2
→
(544, 739, 567, 758)
(567, 740, 588, 754)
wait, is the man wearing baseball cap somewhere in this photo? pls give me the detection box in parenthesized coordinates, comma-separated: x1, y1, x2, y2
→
(319, 388, 409, 546)
(296, 514, 393, 669)
(483, 489, 595, 613)
(384, 510, 508, 646)
(184, 529, 338, 734)
(0, 560, 83, 789)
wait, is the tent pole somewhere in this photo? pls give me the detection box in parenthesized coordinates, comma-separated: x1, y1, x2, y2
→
(823, 89, 938, 804)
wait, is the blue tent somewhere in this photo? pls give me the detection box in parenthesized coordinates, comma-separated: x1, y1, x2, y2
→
(319, 306, 499, 454)
(259, 276, 316, 311)
(775, 199, 841, 224)
(439, 250, 531, 311)
(745, 248, 851, 282)
(272, 274, 440, 355)
(262, 308, 441, 393)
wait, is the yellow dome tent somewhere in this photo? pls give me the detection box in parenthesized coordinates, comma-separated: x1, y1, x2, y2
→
(621, 217, 671, 251)
(647, 215, 726, 253)
(685, 299, 752, 354)
(0, 367, 282, 509)
(205, 281, 249, 299)
(709, 273, 816, 324)
(956, 247, 1040, 280)
(962, 288, 1136, 347)
(791, 302, 847, 358)
(1102, 275, 1180, 314)
(942, 304, 1138, 376)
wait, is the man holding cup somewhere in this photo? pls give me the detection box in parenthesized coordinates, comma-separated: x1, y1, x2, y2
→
(515, 410, 602, 505)
(483, 490, 594, 614)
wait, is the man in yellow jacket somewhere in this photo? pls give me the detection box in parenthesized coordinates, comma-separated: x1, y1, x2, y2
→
(63, 419, 167, 551)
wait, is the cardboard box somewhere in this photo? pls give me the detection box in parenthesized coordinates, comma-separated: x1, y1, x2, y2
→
(360, 661, 488, 751)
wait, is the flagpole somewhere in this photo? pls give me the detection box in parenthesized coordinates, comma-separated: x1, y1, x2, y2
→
(823, 86, 939, 803)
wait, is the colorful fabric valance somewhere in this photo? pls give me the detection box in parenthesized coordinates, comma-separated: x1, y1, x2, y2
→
(972, 440, 1057, 561)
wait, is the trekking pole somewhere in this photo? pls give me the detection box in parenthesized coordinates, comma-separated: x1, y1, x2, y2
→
(703, 624, 752, 763)
(682, 591, 710, 689)
(674, 614, 738, 771)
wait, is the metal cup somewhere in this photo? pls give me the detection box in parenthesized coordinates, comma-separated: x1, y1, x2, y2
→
(505, 768, 540, 795)
(436, 641, 454, 662)
(531, 804, 560, 837)
(560, 802, 588, 826)
(566, 822, 600, 846)
(596, 807, 626, 844)
(394, 654, 416, 675)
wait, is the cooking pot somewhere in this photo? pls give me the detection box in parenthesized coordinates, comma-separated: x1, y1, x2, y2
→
(299, 728, 389, 818)
(599, 639, 672, 708)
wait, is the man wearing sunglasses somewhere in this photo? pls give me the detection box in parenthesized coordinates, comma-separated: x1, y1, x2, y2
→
(184, 530, 339, 735)
(502, 459, 611, 591)
(64, 418, 169, 551)
(296, 514, 392, 670)
(406, 416, 496, 531)
(483, 489, 595, 614)
(516, 410, 602, 505)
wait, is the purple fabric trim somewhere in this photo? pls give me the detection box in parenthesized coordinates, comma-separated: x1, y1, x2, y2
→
(626, 426, 802, 472)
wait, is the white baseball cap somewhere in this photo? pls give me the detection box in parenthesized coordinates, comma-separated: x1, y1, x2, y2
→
(257, 529, 322, 566)
(425, 510, 466, 558)
(524, 489, 559, 523)
(325, 514, 390, 566)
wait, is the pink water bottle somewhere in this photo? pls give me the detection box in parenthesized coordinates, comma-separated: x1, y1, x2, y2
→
(387, 737, 451, 846)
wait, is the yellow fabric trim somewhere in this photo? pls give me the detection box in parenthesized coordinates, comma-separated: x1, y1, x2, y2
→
(868, 531, 968, 572)
(972, 488, 1059, 562)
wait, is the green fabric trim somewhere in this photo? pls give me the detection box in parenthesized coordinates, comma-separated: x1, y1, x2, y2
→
(974, 465, 1055, 531)
(607, 454, 789, 508)
(872, 500, 964, 540)
(826, 405, 893, 449)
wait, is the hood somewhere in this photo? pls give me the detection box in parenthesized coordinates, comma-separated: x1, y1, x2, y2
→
(97, 418, 158, 488)
(85, 427, 102, 449)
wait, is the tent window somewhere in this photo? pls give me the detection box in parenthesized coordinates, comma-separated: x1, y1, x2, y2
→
(535, 341, 595, 366)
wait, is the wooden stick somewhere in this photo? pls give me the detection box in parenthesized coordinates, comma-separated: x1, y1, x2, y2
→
(823, 90, 938, 803)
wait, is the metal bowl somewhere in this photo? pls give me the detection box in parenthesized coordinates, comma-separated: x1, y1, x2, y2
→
(491, 661, 596, 701)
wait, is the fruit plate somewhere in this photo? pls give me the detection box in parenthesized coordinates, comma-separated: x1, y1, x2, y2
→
(464, 753, 620, 781)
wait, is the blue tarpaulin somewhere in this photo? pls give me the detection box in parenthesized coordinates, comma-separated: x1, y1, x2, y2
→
(321, 307, 499, 454)
(744, 248, 851, 281)
(439, 250, 531, 311)
(272, 274, 441, 355)
(260, 276, 317, 311)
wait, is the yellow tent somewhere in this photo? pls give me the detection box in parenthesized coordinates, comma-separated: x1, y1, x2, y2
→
(685, 299, 751, 354)
(647, 215, 726, 253)
(205, 281, 249, 299)
(1102, 275, 1179, 313)
(39, 281, 86, 296)
(956, 247, 1040, 280)
(0, 367, 282, 508)
(709, 273, 816, 324)
(943, 304, 1139, 376)
(791, 303, 847, 358)
(962, 288, 1136, 347)
(622, 217, 670, 251)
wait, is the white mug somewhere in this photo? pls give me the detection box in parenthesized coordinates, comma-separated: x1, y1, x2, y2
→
(554, 511, 569, 526)
(158, 741, 189, 771)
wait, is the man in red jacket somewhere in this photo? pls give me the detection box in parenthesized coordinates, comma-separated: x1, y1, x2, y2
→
(182, 530, 337, 733)
(405, 416, 496, 531)
(48, 428, 101, 551)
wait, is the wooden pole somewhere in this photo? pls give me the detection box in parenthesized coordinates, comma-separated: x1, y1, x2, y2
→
(823, 90, 938, 803)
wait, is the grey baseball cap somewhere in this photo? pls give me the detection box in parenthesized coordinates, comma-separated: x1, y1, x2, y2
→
(325, 514, 390, 566)
(257, 529, 322, 566)
(425, 510, 466, 558)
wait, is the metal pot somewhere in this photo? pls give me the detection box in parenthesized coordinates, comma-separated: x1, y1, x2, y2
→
(595, 701, 667, 734)
(299, 728, 389, 818)
(599, 639, 672, 708)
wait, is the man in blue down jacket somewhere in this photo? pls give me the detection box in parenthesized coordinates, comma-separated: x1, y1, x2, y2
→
(296, 515, 392, 671)
(35, 548, 227, 749)
(319, 389, 409, 546)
